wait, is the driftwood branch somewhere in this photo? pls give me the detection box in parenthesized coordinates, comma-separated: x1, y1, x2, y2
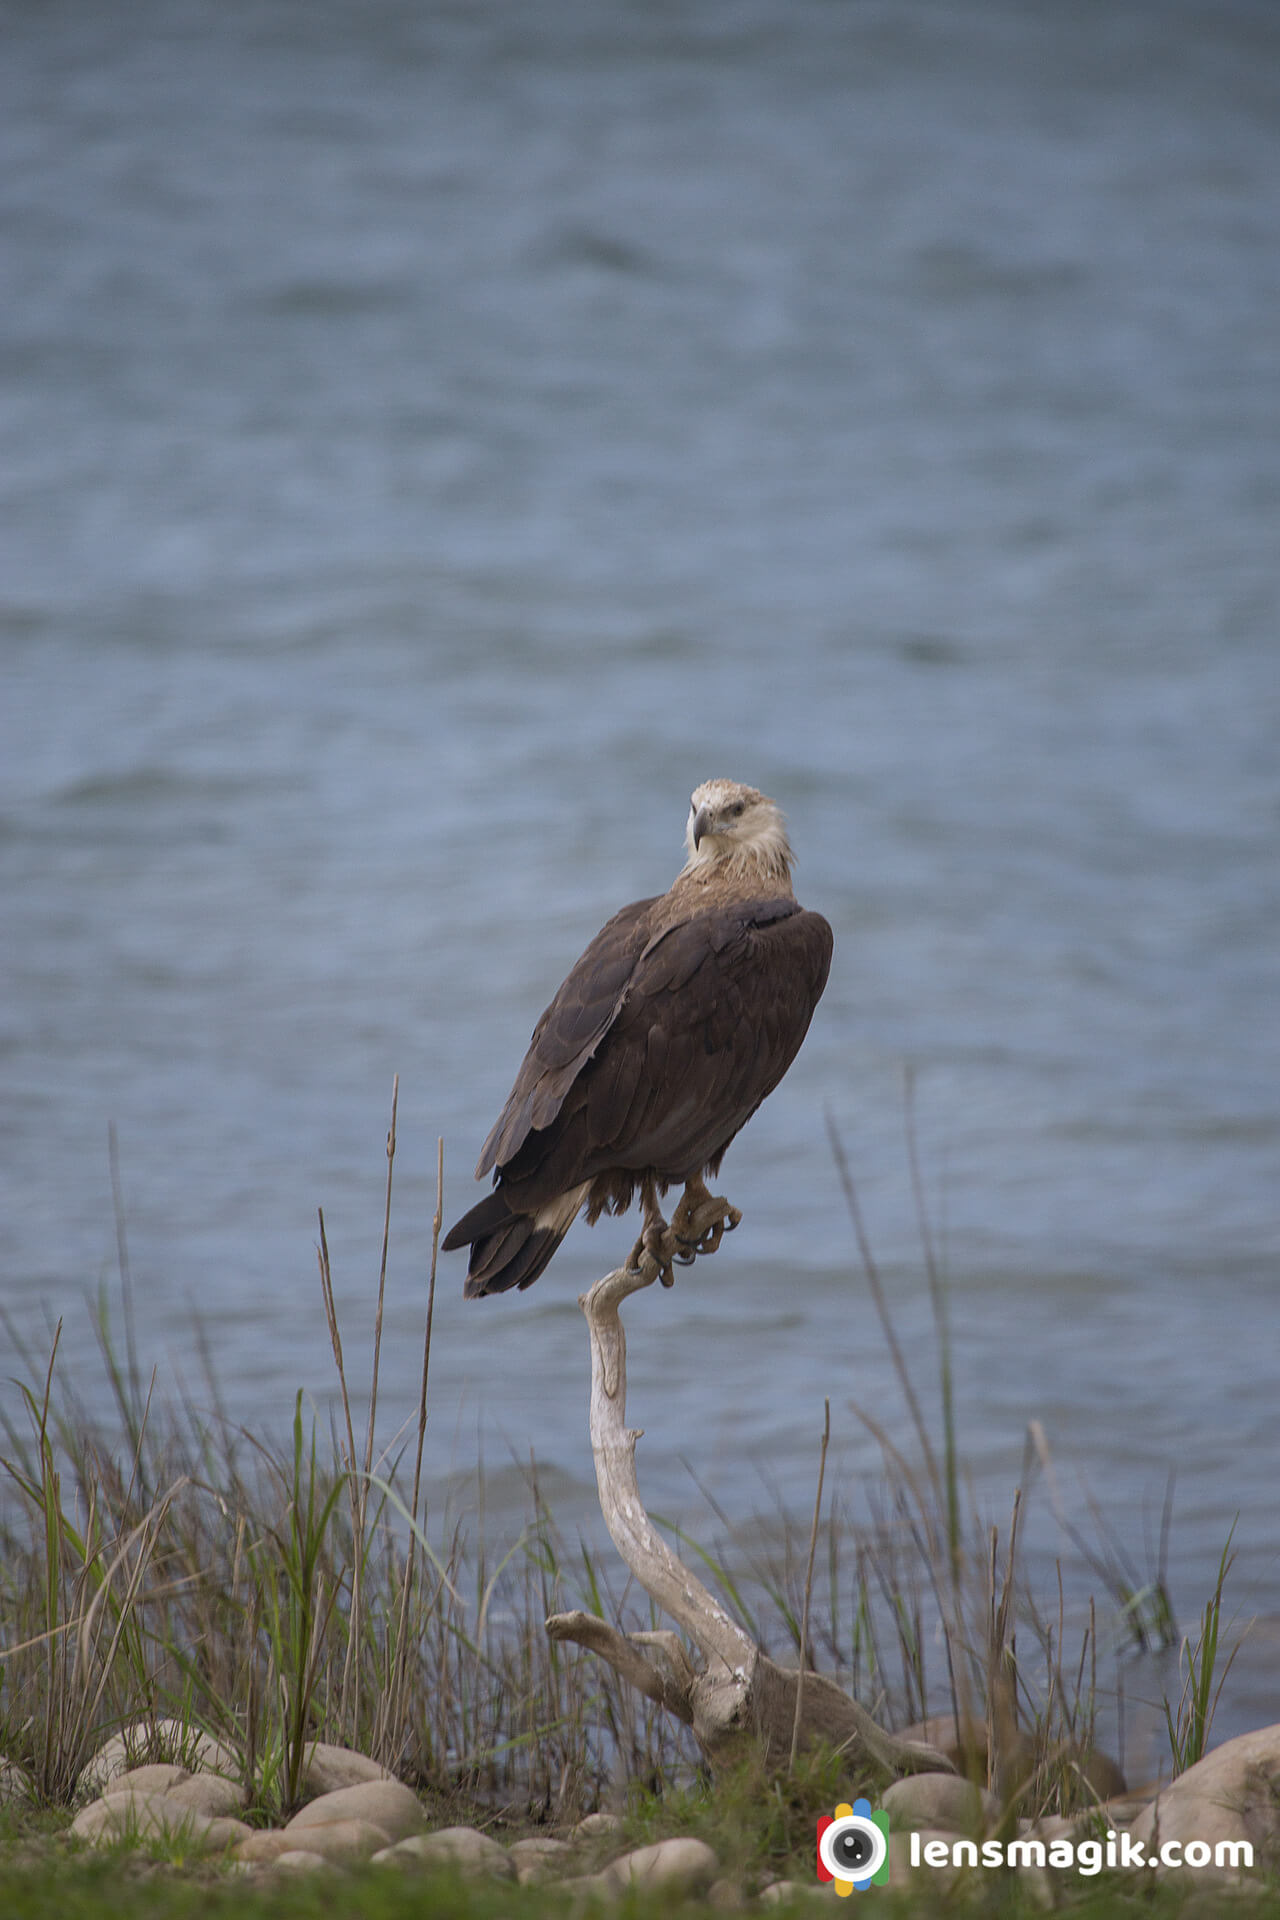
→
(546, 1261, 952, 1778)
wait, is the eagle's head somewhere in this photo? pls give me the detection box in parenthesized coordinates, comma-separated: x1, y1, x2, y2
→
(682, 778, 795, 885)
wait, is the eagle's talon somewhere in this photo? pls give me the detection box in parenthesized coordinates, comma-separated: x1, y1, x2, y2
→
(670, 1188, 742, 1261)
(629, 1209, 680, 1288)
(627, 1244, 675, 1288)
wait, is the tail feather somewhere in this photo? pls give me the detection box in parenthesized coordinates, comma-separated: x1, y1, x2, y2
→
(444, 1186, 582, 1298)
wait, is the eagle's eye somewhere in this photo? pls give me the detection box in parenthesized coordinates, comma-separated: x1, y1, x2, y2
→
(728, 800, 746, 819)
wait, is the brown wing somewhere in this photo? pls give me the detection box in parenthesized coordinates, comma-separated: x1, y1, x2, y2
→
(475, 894, 661, 1177)
(497, 896, 833, 1207)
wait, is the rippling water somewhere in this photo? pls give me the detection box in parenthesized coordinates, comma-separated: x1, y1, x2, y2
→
(3, 0, 1278, 1752)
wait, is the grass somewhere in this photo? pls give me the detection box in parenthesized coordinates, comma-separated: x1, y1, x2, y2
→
(0, 1087, 1259, 1915)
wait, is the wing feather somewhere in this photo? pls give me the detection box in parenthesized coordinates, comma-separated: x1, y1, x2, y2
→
(475, 895, 660, 1176)
(497, 897, 833, 1205)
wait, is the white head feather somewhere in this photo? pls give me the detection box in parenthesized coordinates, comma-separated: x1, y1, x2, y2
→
(679, 778, 795, 887)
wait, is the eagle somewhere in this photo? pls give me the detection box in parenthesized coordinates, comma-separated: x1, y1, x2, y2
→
(443, 778, 833, 1297)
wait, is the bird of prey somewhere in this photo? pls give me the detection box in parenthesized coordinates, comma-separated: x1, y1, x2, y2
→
(444, 778, 833, 1297)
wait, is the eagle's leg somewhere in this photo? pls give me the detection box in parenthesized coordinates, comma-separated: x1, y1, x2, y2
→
(627, 1176, 678, 1289)
(671, 1173, 743, 1260)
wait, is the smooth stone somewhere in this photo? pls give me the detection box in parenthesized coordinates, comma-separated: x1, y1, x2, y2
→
(1129, 1722, 1280, 1873)
(759, 1879, 823, 1903)
(70, 1790, 252, 1851)
(509, 1834, 574, 1861)
(298, 1742, 396, 1796)
(237, 1830, 316, 1864)
(894, 1713, 988, 1771)
(288, 1777, 424, 1843)
(105, 1764, 190, 1798)
(166, 1772, 248, 1816)
(277, 1817, 391, 1862)
(882, 1771, 999, 1834)
(79, 1721, 240, 1800)
(1027, 1813, 1077, 1845)
(1075, 1747, 1128, 1801)
(1101, 1791, 1160, 1829)
(272, 1849, 335, 1872)
(0, 1760, 30, 1806)
(509, 1835, 574, 1883)
(599, 1837, 721, 1894)
(373, 1827, 516, 1879)
(573, 1810, 623, 1839)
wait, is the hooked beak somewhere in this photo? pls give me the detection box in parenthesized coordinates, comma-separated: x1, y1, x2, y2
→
(692, 804, 713, 850)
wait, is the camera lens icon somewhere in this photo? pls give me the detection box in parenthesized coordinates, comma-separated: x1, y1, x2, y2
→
(816, 1799, 890, 1892)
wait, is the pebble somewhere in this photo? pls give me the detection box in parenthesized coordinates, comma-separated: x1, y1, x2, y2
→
(237, 1830, 317, 1865)
(373, 1825, 517, 1879)
(297, 1741, 397, 1795)
(0, 1759, 30, 1807)
(70, 1789, 252, 1852)
(881, 1770, 1000, 1834)
(103, 1763, 191, 1798)
(165, 1772, 248, 1817)
(1129, 1720, 1280, 1875)
(286, 1777, 425, 1844)
(509, 1835, 575, 1883)
(278, 1817, 392, 1862)
(573, 1809, 623, 1839)
(597, 1836, 721, 1895)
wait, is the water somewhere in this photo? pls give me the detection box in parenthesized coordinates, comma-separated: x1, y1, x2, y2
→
(3, 0, 1278, 1757)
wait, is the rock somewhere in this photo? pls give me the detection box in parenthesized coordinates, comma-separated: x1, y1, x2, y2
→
(598, 1837, 721, 1895)
(104, 1764, 190, 1799)
(78, 1721, 240, 1800)
(573, 1809, 623, 1840)
(272, 1849, 335, 1872)
(237, 1830, 316, 1865)
(373, 1826, 517, 1879)
(166, 1772, 248, 1817)
(881, 1771, 999, 1834)
(1026, 1813, 1077, 1846)
(0, 1760, 30, 1807)
(509, 1835, 574, 1883)
(297, 1742, 396, 1796)
(895, 1713, 988, 1772)
(70, 1790, 252, 1853)
(1073, 1747, 1127, 1801)
(287, 1778, 425, 1844)
(759, 1878, 822, 1903)
(1129, 1723, 1280, 1875)
(707, 1876, 748, 1907)
(277, 1818, 391, 1863)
